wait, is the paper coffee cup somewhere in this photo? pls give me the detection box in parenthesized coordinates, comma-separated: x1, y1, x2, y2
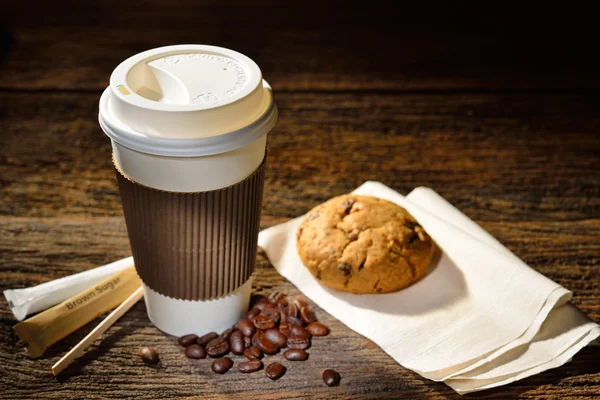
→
(98, 45, 277, 336)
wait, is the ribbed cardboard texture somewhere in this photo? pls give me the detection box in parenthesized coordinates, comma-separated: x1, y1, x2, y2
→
(115, 158, 265, 301)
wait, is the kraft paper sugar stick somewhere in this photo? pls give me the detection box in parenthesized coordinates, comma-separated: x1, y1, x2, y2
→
(4, 257, 133, 321)
(13, 265, 141, 358)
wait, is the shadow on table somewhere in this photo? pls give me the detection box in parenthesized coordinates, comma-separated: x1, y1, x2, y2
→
(334, 247, 468, 316)
(421, 346, 600, 399)
(51, 321, 139, 382)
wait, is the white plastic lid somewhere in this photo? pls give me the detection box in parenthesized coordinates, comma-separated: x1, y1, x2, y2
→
(99, 45, 277, 157)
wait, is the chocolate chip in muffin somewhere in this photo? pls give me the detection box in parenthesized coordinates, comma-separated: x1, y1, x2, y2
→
(306, 211, 320, 222)
(338, 263, 351, 276)
(341, 198, 355, 214)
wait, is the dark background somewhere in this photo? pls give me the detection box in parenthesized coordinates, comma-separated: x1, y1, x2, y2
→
(2, 1, 600, 92)
(1, 1, 599, 399)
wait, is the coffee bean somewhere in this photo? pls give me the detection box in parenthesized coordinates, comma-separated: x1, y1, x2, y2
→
(268, 291, 285, 305)
(140, 347, 160, 365)
(323, 369, 341, 386)
(206, 337, 230, 358)
(283, 348, 308, 361)
(244, 336, 252, 348)
(244, 308, 260, 320)
(243, 346, 263, 360)
(211, 357, 233, 374)
(177, 334, 198, 347)
(287, 335, 311, 350)
(294, 297, 306, 309)
(280, 312, 288, 324)
(286, 303, 299, 317)
(307, 322, 330, 336)
(184, 344, 206, 359)
(287, 315, 304, 326)
(251, 330, 262, 347)
(229, 331, 245, 355)
(221, 328, 235, 341)
(290, 324, 312, 339)
(263, 328, 288, 348)
(278, 307, 287, 319)
(237, 360, 263, 373)
(265, 362, 286, 380)
(253, 314, 275, 330)
(279, 322, 290, 337)
(261, 308, 280, 325)
(253, 299, 271, 311)
(254, 330, 279, 355)
(257, 339, 280, 355)
(238, 318, 256, 337)
(300, 306, 316, 324)
(197, 332, 219, 347)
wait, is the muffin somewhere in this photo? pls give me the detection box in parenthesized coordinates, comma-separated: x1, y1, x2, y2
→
(296, 195, 434, 294)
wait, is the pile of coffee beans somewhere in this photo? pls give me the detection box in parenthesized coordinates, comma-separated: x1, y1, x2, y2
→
(174, 291, 340, 386)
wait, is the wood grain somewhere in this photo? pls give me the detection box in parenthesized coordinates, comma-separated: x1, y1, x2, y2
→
(1, 92, 599, 221)
(0, 241, 598, 400)
(1, 1, 599, 398)
(1, 90, 599, 398)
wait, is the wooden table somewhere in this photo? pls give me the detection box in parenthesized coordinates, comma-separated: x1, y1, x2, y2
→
(1, 2, 598, 399)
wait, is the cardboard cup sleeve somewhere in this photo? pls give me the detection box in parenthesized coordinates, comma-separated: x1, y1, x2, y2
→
(115, 157, 266, 301)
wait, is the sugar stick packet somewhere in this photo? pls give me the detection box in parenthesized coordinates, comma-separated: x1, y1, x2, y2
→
(4, 257, 133, 321)
(13, 265, 141, 358)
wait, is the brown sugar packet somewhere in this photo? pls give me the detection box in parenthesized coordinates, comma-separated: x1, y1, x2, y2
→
(13, 265, 141, 358)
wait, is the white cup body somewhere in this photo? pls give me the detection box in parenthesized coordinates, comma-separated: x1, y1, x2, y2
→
(111, 135, 266, 193)
(111, 136, 265, 336)
(99, 45, 276, 336)
(143, 279, 253, 337)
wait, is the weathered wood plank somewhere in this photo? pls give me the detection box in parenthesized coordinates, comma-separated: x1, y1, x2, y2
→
(1, 217, 598, 314)
(0, 217, 598, 399)
(1, 4, 599, 395)
(1, 92, 599, 222)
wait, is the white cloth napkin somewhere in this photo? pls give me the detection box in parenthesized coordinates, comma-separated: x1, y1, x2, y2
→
(257, 182, 599, 394)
